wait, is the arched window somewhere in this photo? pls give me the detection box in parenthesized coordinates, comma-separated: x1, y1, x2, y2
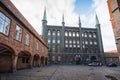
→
(52, 30, 55, 36)
(48, 30, 51, 36)
(65, 31, 68, 36)
(57, 30, 60, 36)
(69, 32, 71, 36)
(76, 32, 79, 37)
(73, 32, 75, 37)
(93, 32, 96, 38)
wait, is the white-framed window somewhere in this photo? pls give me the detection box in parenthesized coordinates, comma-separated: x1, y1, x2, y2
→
(77, 32, 79, 37)
(90, 41, 93, 45)
(73, 40, 76, 44)
(77, 41, 79, 44)
(65, 45, 68, 47)
(52, 31, 55, 36)
(48, 39, 50, 43)
(57, 39, 60, 44)
(69, 32, 71, 36)
(57, 30, 60, 36)
(0, 12, 11, 35)
(25, 34, 30, 45)
(85, 32, 87, 37)
(65, 40, 68, 43)
(85, 41, 88, 44)
(89, 34, 92, 38)
(69, 45, 72, 48)
(73, 45, 76, 48)
(48, 30, 51, 36)
(73, 32, 75, 37)
(69, 40, 72, 44)
(65, 31, 68, 36)
(93, 33, 96, 38)
(94, 41, 97, 45)
(52, 39, 55, 43)
(36, 42, 39, 50)
(15, 25, 22, 41)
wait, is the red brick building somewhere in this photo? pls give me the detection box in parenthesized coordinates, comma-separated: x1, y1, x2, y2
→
(0, 1, 48, 72)
(107, 0, 120, 52)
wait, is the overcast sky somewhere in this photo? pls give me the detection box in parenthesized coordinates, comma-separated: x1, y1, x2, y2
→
(10, 0, 117, 52)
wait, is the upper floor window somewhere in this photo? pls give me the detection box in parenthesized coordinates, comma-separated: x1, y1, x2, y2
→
(84, 32, 87, 37)
(52, 39, 55, 43)
(57, 30, 60, 36)
(52, 31, 55, 36)
(36, 42, 39, 50)
(69, 32, 71, 36)
(89, 34, 92, 38)
(57, 39, 60, 44)
(15, 25, 22, 41)
(93, 33, 96, 38)
(48, 30, 51, 36)
(65, 31, 68, 36)
(0, 12, 11, 35)
(76, 32, 79, 37)
(48, 39, 51, 43)
(73, 32, 75, 37)
(25, 34, 30, 45)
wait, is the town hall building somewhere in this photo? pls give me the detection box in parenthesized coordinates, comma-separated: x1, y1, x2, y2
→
(42, 9, 104, 64)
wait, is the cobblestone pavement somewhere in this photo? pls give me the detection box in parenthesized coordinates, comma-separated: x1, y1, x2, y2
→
(0, 65, 120, 80)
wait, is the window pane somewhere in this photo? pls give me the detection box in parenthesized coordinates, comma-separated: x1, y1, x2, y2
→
(15, 25, 22, 41)
(0, 12, 11, 35)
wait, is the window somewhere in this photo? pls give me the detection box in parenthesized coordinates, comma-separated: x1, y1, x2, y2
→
(90, 41, 93, 45)
(73, 32, 75, 37)
(94, 41, 97, 45)
(25, 34, 30, 45)
(73, 45, 76, 48)
(77, 32, 79, 37)
(15, 25, 22, 41)
(85, 41, 88, 44)
(69, 40, 72, 44)
(77, 41, 79, 44)
(93, 33, 96, 38)
(85, 32, 87, 37)
(57, 31, 60, 36)
(69, 32, 71, 36)
(65, 45, 68, 47)
(65, 31, 68, 36)
(36, 42, 39, 50)
(48, 30, 51, 36)
(65, 40, 68, 43)
(82, 33, 84, 37)
(89, 34, 92, 38)
(0, 12, 11, 35)
(69, 45, 72, 48)
(77, 45, 80, 48)
(57, 39, 60, 44)
(52, 39, 55, 43)
(48, 39, 51, 43)
(73, 40, 76, 44)
(52, 31, 55, 36)
(42, 47, 44, 53)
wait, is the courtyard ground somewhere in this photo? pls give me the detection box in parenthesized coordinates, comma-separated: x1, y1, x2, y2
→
(0, 65, 120, 80)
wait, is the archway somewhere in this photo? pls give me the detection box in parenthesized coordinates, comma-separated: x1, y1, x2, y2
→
(45, 57, 48, 65)
(90, 56, 97, 62)
(17, 51, 31, 69)
(41, 56, 45, 66)
(33, 54, 40, 67)
(0, 44, 14, 72)
(75, 55, 81, 65)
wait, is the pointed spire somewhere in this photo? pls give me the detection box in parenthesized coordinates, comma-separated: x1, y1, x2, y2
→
(96, 14, 100, 25)
(79, 15, 81, 24)
(62, 14, 64, 23)
(43, 8, 47, 21)
(62, 14, 65, 26)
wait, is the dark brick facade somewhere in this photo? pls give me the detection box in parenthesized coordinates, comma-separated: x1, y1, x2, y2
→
(42, 10, 104, 65)
(0, 1, 48, 72)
